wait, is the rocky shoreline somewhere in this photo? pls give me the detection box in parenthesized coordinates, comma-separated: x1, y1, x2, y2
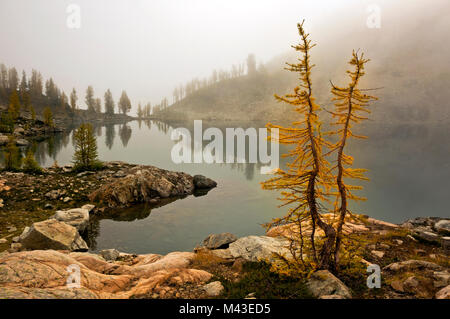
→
(0, 161, 217, 251)
(0, 116, 63, 147)
(0, 162, 449, 299)
(0, 212, 448, 299)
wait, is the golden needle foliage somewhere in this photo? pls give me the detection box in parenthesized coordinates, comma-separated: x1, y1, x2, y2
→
(262, 22, 377, 271)
(329, 51, 377, 263)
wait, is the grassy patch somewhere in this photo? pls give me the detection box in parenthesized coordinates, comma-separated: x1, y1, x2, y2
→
(219, 261, 313, 299)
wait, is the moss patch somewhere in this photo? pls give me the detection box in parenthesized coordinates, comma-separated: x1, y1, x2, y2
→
(218, 261, 313, 299)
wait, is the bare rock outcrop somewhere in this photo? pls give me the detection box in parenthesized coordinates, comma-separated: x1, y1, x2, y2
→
(266, 214, 372, 240)
(51, 208, 90, 232)
(401, 217, 450, 247)
(19, 219, 88, 251)
(0, 250, 212, 299)
(88, 165, 216, 207)
(193, 175, 217, 189)
(211, 235, 292, 262)
(201, 233, 237, 249)
(384, 259, 450, 298)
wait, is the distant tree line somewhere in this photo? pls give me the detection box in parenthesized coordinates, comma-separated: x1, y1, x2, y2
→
(0, 63, 139, 120)
(168, 53, 264, 106)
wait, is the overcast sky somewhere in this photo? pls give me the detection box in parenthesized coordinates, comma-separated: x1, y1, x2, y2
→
(0, 0, 447, 114)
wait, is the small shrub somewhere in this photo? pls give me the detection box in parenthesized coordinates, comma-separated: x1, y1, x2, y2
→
(191, 249, 229, 270)
(43, 107, 54, 127)
(8, 91, 21, 120)
(22, 149, 42, 173)
(72, 123, 102, 171)
(0, 112, 14, 133)
(30, 105, 36, 121)
(3, 137, 21, 171)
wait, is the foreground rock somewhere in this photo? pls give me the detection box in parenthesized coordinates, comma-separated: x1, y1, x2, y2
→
(434, 220, 450, 235)
(383, 259, 444, 272)
(211, 235, 292, 262)
(19, 219, 88, 251)
(307, 270, 352, 299)
(0, 250, 212, 299)
(384, 260, 450, 298)
(402, 217, 450, 247)
(100, 249, 120, 261)
(436, 285, 450, 299)
(51, 208, 89, 232)
(201, 281, 224, 297)
(266, 214, 373, 240)
(89, 165, 216, 207)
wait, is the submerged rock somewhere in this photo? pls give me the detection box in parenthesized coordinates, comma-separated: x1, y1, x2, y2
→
(19, 219, 88, 251)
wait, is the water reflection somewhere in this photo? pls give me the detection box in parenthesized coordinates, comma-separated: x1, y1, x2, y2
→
(85, 198, 178, 250)
(155, 121, 170, 134)
(2, 119, 449, 254)
(105, 124, 115, 150)
(119, 124, 132, 147)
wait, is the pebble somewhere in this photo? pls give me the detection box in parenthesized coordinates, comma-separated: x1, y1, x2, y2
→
(371, 250, 385, 258)
(63, 197, 72, 203)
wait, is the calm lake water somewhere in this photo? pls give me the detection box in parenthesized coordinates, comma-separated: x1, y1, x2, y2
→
(31, 120, 450, 254)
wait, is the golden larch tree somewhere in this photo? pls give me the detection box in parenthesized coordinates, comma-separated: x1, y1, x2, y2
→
(262, 21, 337, 270)
(329, 51, 377, 263)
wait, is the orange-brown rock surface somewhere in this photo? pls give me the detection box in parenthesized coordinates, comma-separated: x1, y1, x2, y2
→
(0, 250, 212, 299)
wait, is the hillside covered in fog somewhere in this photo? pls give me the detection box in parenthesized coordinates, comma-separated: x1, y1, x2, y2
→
(156, 0, 450, 124)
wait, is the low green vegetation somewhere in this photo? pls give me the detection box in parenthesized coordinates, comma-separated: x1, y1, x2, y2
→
(219, 262, 313, 299)
(72, 123, 103, 171)
(43, 107, 54, 127)
(3, 137, 22, 171)
(1, 137, 42, 173)
(22, 149, 42, 173)
(0, 112, 14, 133)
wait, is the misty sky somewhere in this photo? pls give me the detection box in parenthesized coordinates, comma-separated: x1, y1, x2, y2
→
(0, 0, 447, 114)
